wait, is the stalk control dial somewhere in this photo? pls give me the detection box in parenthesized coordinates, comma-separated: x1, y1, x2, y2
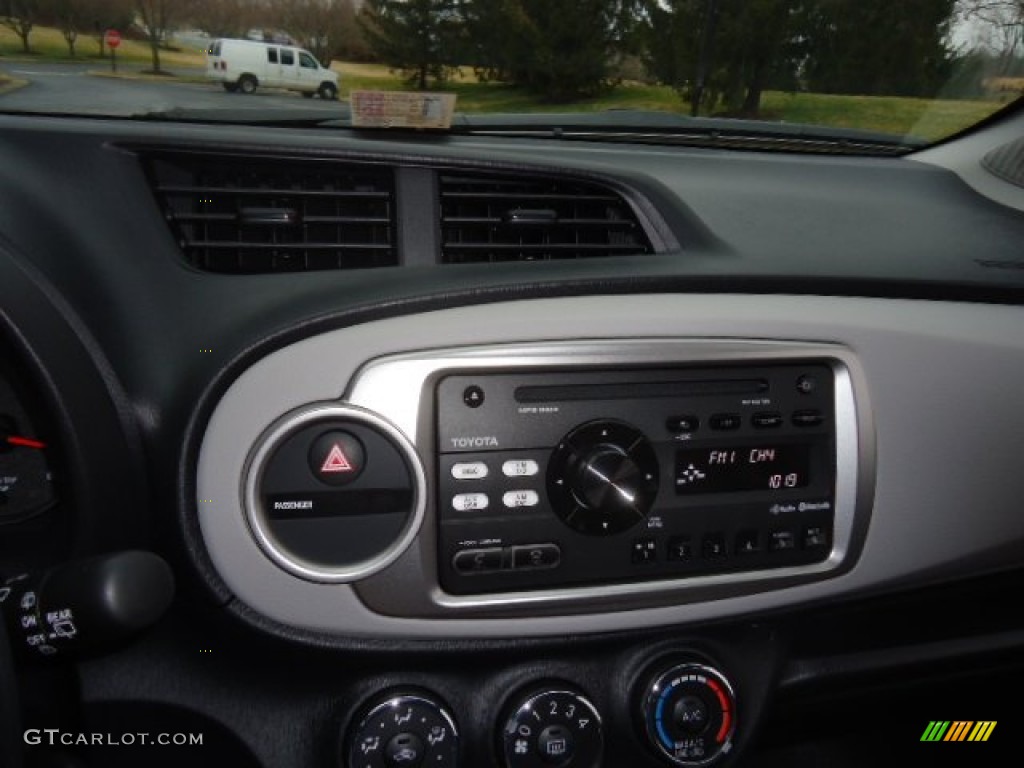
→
(547, 420, 658, 535)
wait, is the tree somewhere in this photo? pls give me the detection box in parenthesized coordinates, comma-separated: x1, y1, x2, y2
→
(461, 0, 645, 101)
(135, 0, 194, 73)
(332, 0, 372, 61)
(189, 0, 265, 39)
(1, 0, 39, 53)
(84, 0, 133, 59)
(360, 0, 463, 89)
(799, 0, 957, 97)
(263, 0, 369, 65)
(958, 1, 1024, 71)
(47, 0, 86, 57)
(644, 0, 958, 116)
(644, 0, 801, 116)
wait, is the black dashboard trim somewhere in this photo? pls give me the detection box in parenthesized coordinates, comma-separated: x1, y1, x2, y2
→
(0, 235, 150, 560)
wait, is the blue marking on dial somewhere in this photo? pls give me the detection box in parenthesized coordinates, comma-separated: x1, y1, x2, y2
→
(655, 683, 677, 748)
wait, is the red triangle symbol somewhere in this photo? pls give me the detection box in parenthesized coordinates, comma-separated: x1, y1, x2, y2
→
(320, 444, 354, 473)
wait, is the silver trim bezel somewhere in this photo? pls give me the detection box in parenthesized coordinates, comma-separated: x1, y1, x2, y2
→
(348, 340, 868, 616)
(242, 403, 427, 583)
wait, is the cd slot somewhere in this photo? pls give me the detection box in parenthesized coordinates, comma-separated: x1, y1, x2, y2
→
(515, 378, 768, 403)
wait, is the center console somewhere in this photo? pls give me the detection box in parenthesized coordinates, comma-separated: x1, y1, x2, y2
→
(192, 302, 878, 767)
(219, 337, 868, 628)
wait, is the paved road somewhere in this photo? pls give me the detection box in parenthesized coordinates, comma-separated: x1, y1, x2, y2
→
(0, 61, 347, 119)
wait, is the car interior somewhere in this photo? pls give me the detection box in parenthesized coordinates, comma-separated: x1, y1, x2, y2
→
(1, 88, 1024, 768)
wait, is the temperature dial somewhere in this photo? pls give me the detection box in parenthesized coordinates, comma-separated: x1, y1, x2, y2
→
(547, 420, 659, 535)
(499, 687, 602, 768)
(347, 692, 458, 768)
(640, 663, 737, 766)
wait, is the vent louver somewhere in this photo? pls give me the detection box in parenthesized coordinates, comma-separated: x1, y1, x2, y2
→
(147, 153, 396, 273)
(439, 172, 655, 263)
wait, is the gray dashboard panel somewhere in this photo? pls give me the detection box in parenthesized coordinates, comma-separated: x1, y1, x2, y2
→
(195, 295, 1024, 638)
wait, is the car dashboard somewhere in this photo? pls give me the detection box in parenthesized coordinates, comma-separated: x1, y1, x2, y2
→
(1, 110, 1024, 767)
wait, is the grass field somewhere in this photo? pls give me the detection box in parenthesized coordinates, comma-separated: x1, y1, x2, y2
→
(332, 61, 1009, 141)
(2, 25, 1011, 141)
(0, 25, 206, 69)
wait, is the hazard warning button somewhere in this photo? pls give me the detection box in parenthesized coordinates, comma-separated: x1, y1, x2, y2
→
(309, 431, 365, 486)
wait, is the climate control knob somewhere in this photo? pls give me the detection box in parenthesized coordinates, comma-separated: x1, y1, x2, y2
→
(639, 663, 737, 766)
(499, 686, 602, 768)
(347, 691, 458, 768)
(547, 420, 659, 535)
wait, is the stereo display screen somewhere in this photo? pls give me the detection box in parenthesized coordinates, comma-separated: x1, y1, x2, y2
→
(675, 444, 812, 494)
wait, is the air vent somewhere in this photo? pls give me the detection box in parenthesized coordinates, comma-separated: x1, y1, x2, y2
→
(439, 172, 655, 263)
(146, 153, 396, 273)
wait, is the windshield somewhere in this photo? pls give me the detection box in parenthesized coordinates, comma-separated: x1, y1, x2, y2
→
(0, 0, 1021, 149)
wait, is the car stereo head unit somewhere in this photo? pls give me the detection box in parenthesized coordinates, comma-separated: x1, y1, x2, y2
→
(436, 364, 836, 595)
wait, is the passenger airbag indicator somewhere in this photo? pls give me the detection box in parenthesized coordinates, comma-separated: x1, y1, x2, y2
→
(675, 444, 811, 494)
(265, 490, 413, 520)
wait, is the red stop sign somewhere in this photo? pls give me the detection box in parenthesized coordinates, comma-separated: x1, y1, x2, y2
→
(104, 29, 121, 49)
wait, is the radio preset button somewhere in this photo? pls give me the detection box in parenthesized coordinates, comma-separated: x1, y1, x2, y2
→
(735, 530, 761, 555)
(802, 525, 829, 549)
(453, 548, 503, 573)
(666, 415, 699, 434)
(667, 536, 693, 561)
(632, 538, 658, 564)
(451, 462, 489, 480)
(702, 534, 727, 560)
(752, 412, 783, 429)
(452, 493, 489, 512)
(709, 413, 741, 431)
(511, 544, 561, 570)
(502, 459, 540, 478)
(769, 529, 796, 551)
(792, 409, 824, 427)
(502, 490, 540, 509)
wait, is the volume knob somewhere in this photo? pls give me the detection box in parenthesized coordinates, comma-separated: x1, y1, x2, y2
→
(548, 420, 659, 536)
(574, 446, 644, 514)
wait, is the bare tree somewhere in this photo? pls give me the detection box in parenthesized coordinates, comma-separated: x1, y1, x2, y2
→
(188, 0, 267, 39)
(135, 0, 195, 73)
(269, 0, 333, 60)
(45, 0, 86, 57)
(1, 0, 39, 53)
(267, 0, 365, 63)
(84, 0, 133, 58)
(959, 0, 1024, 67)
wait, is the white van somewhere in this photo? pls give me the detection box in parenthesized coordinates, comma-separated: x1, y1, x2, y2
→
(206, 39, 340, 100)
